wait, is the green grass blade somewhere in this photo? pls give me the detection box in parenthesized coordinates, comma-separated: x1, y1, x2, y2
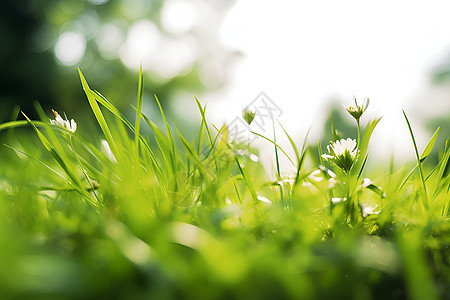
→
(398, 165, 417, 191)
(291, 127, 310, 188)
(403, 110, 429, 211)
(21, 112, 96, 205)
(154, 94, 177, 181)
(154, 94, 176, 155)
(79, 69, 119, 159)
(251, 131, 295, 167)
(176, 129, 214, 179)
(195, 96, 213, 145)
(439, 139, 450, 180)
(356, 154, 368, 181)
(352, 117, 381, 174)
(234, 157, 257, 202)
(2, 143, 75, 189)
(419, 127, 439, 163)
(318, 138, 324, 166)
(135, 65, 144, 148)
(278, 120, 299, 166)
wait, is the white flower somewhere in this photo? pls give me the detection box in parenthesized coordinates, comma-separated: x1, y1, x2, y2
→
(332, 197, 347, 204)
(277, 178, 295, 185)
(308, 169, 323, 182)
(257, 195, 272, 206)
(50, 109, 77, 133)
(322, 138, 358, 173)
(101, 139, 117, 163)
(328, 177, 337, 188)
(345, 97, 369, 121)
(361, 204, 380, 217)
(361, 178, 373, 188)
(327, 169, 337, 178)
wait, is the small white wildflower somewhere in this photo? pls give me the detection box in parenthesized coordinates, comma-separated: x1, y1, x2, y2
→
(345, 97, 369, 121)
(327, 169, 337, 178)
(360, 178, 386, 198)
(332, 197, 347, 204)
(101, 139, 117, 163)
(328, 177, 337, 188)
(361, 204, 380, 217)
(249, 154, 259, 162)
(361, 178, 373, 188)
(236, 149, 245, 156)
(277, 178, 295, 185)
(225, 198, 232, 205)
(257, 195, 272, 206)
(50, 109, 77, 133)
(322, 138, 358, 173)
(308, 169, 323, 182)
(236, 149, 259, 162)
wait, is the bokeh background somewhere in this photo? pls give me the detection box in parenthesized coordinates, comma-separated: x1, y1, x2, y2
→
(0, 0, 236, 123)
(1, 0, 450, 167)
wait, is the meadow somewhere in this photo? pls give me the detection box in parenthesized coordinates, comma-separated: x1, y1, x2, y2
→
(0, 69, 448, 299)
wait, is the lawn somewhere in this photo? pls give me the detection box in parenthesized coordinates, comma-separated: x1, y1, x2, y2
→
(0, 69, 448, 299)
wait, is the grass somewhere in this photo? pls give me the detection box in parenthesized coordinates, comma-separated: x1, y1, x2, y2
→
(0, 69, 449, 300)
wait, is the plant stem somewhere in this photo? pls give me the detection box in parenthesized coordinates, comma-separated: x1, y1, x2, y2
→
(356, 119, 361, 151)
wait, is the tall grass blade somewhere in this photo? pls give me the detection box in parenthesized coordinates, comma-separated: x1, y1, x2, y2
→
(419, 127, 439, 163)
(3, 143, 75, 189)
(352, 117, 381, 174)
(154, 94, 177, 184)
(21, 112, 96, 205)
(318, 138, 324, 166)
(78, 69, 118, 159)
(278, 121, 299, 166)
(251, 131, 295, 167)
(403, 110, 429, 211)
(134, 65, 144, 149)
(195, 97, 213, 145)
(154, 94, 176, 156)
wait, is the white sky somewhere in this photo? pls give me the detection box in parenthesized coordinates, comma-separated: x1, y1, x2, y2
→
(200, 0, 450, 170)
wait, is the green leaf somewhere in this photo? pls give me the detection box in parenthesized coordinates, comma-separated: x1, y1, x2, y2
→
(365, 183, 386, 198)
(419, 127, 439, 163)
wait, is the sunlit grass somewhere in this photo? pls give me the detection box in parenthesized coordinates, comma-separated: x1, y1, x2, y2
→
(0, 69, 448, 299)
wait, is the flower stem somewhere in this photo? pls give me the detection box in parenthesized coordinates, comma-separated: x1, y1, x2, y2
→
(356, 119, 361, 152)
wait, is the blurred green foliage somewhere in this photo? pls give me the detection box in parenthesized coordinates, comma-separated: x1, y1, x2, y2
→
(0, 0, 233, 123)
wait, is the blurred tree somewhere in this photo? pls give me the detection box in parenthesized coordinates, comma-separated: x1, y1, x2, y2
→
(0, 0, 59, 121)
(0, 0, 236, 123)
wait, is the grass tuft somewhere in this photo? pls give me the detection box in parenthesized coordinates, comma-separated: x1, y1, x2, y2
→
(0, 70, 448, 299)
